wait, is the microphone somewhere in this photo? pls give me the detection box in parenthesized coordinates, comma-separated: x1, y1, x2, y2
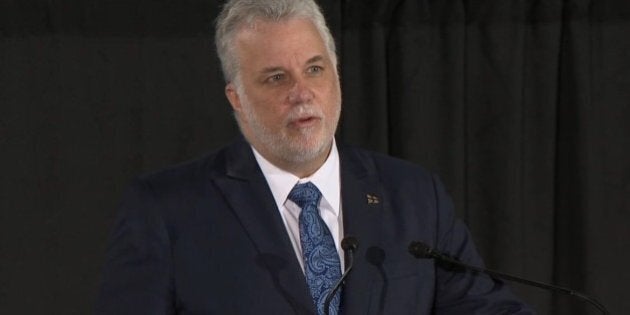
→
(408, 241, 609, 315)
(323, 236, 359, 315)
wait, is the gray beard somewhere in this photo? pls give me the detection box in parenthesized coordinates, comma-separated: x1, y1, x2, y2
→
(242, 102, 335, 164)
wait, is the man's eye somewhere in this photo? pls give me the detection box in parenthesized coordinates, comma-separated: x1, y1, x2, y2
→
(307, 66, 323, 74)
(267, 74, 284, 83)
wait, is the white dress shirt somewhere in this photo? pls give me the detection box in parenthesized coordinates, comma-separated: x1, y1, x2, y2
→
(251, 140, 344, 272)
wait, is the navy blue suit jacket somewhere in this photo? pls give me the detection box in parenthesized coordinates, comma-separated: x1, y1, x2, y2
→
(95, 138, 534, 314)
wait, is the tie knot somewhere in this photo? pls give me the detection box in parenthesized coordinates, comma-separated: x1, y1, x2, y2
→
(287, 182, 322, 209)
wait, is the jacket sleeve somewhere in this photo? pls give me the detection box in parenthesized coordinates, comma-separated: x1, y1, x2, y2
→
(430, 174, 536, 315)
(94, 179, 175, 315)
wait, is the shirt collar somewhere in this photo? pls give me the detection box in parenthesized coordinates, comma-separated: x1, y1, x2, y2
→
(251, 139, 341, 217)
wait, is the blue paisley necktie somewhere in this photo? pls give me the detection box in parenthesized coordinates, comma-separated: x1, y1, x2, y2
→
(288, 182, 342, 315)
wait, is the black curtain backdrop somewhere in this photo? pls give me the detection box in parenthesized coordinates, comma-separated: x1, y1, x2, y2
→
(1, 1, 629, 314)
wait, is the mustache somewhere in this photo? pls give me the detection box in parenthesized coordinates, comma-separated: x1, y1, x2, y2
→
(285, 104, 324, 121)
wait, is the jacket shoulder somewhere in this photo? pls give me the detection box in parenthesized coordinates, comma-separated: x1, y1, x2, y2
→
(340, 144, 435, 185)
(133, 146, 229, 196)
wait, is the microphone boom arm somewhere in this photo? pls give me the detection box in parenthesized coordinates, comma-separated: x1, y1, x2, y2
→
(408, 241, 609, 315)
(323, 236, 359, 315)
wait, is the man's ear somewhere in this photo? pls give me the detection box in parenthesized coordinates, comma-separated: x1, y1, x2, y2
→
(225, 83, 242, 113)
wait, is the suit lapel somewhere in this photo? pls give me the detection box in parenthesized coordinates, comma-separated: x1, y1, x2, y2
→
(338, 145, 384, 315)
(210, 139, 385, 314)
(212, 138, 316, 314)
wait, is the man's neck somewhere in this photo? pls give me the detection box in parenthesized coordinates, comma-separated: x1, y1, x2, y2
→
(252, 141, 334, 179)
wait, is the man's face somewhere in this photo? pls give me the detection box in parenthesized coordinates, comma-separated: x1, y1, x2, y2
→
(225, 18, 341, 172)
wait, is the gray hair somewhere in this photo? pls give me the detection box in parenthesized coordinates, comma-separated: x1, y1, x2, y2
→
(215, 0, 337, 84)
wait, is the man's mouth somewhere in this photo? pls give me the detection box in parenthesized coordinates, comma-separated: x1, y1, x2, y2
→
(290, 116, 320, 128)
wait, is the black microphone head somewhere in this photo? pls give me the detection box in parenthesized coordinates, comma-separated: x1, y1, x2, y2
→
(341, 236, 359, 251)
(408, 241, 432, 259)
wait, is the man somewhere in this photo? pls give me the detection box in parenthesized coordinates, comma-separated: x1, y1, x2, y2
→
(96, 0, 534, 314)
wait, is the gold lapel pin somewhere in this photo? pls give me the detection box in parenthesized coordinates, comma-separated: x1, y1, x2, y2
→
(367, 194, 380, 204)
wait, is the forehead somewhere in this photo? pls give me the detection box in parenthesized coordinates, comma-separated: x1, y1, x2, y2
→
(233, 18, 331, 67)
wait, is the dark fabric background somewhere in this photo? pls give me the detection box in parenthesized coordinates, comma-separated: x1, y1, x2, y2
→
(1, 0, 628, 314)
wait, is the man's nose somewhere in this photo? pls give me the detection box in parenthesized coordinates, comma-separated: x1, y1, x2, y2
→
(287, 79, 314, 104)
